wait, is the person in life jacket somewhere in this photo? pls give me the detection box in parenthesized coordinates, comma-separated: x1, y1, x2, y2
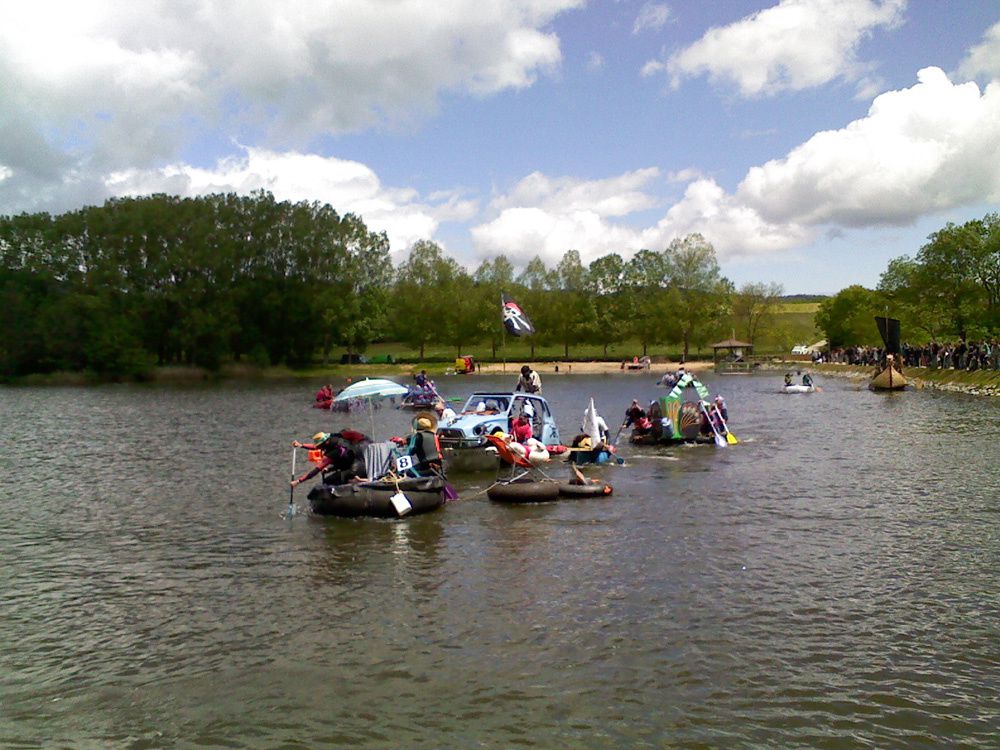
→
(713, 395, 728, 421)
(802, 372, 814, 387)
(290, 431, 367, 487)
(403, 412, 443, 477)
(510, 412, 533, 444)
(624, 399, 646, 428)
(784, 372, 793, 386)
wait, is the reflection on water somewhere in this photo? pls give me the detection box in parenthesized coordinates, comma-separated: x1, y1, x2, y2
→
(1, 375, 998, 748)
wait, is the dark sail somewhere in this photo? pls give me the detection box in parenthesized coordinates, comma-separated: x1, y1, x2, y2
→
(875, 316, 901, 354)
(501, 293, 534, 336)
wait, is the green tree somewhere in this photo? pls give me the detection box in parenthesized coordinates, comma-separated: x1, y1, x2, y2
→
(515, 256, 550, 358)
(391, 240, 460, 359)
(474, 256, 517, 359)
(664, 234, 731, 360)
(815, 285, 886, 348)
(622, 249, 674, 357)
(548, 250, 596, 358)
(586, 253, 628, 357)
(731, 281, 784, 345)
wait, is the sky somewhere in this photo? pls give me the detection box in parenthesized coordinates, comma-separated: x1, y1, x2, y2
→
(2, 0, 1000, 294)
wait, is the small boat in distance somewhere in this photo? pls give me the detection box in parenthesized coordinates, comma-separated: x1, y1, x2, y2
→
(869, 354, 908, 391)
(869, 316, 909, 391)
(783, 384, 816, 394)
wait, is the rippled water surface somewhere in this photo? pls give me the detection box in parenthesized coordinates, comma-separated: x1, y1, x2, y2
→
(2, 373, 998, 748)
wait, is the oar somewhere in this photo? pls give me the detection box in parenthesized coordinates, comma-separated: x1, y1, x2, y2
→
(699, 401, 727, 448)
(712, 404, 739, 445)
(287, 446, 297, 518)
(611, 419, 628, 446)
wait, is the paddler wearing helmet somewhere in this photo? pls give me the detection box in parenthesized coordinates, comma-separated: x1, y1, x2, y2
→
(403, 411, 443, 477)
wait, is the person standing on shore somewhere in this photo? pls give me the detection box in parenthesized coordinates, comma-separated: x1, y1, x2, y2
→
(515, 365, 542, 394)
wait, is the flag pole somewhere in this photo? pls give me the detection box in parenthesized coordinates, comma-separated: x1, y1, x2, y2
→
(500, 292, 507, 373)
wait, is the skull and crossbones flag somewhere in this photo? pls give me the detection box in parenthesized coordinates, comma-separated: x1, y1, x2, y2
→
(501, 293, 535, 337)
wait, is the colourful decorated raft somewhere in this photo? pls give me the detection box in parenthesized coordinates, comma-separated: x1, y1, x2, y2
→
(630, 373, 730, 446)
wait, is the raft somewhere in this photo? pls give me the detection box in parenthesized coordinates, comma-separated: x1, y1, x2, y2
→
(630, 431, 715, 446)
(558, 481, 613, 498)
(308, 476, 447, 518)
(442, 445, 501, 474)
(869, 365, 908, 391)
(487, 479, 560, 503)
(567, 447, 622, 465)
(487, 478, 613, 502)
(783, 384, 816, 393)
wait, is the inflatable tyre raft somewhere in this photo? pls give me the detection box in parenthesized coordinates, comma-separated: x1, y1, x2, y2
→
(308, 476, 446, 518)
(783, 384, 815, 393)
(558, 482, 613, 498)
(487, 479, 560, 503)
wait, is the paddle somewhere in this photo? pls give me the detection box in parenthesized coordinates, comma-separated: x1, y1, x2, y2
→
(712, 403, 739, 445)
(699, 401, 727, 448)
(287, 446, 297, 518)
(611, 419, 628, 446)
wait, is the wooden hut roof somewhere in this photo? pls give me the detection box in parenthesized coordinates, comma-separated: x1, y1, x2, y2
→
(710, 338, 753, 349)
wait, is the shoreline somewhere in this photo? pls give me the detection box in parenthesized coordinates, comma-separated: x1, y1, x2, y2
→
(473, 360, 715, 375)
(760, 361, 1000, 397)
(6, 359, 998, 397)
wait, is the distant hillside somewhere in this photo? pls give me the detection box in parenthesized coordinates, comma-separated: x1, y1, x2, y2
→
(781, 294, 829, 303)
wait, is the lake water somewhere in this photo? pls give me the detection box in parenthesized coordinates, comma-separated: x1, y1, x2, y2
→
(1, 372, 998, 748)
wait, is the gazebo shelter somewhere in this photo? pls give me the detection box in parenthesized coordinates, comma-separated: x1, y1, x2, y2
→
(711, 338, 754, 372)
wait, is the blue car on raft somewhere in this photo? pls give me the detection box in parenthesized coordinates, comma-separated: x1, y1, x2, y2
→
(436, 391, 561, 472)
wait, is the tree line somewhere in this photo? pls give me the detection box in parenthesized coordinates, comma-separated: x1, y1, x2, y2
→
(816, 213, 1000, 347)
(1, 191, 793, 378)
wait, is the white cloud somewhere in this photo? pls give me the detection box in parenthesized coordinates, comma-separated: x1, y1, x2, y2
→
(0, 0, 582, 210)
(473, 66, 1000, 266)
(470, 168, 807, 265)
(641, 178, 812, 257)
(472, 169, 663, 265)
(491, 169, 662, 217)
(107, 147, 476, 257)
(633, 3, 671, 35)
(647, 0, 906, 96)
(471, 206, 646, 267)
(738, 67, 1000, 226)
(957, 21, 1000, 82)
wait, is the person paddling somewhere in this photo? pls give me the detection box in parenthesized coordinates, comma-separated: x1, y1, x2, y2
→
(290, 431, 366, 487)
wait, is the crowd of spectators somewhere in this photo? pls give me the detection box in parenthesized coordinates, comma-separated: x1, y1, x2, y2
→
(827, 340, 1000, 371)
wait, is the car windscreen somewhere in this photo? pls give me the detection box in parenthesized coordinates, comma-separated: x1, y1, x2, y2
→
(461, 395, 510, 413)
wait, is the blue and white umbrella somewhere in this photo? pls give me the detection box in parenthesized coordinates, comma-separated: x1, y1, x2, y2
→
(333, 378, 408, 402)
(334, 378, 409, 437)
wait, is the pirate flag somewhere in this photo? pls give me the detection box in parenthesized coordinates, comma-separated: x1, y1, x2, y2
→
(501, 293, 535, 337)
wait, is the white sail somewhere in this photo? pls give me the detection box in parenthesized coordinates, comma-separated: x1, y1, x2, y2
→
(582, 398, 601, 445)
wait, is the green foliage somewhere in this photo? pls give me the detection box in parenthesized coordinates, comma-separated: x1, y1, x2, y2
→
(4, 192, 993, 380)
(0, 192, 392, 377)
(731, 281, 784, 344)
(815, 285, 886, 348)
